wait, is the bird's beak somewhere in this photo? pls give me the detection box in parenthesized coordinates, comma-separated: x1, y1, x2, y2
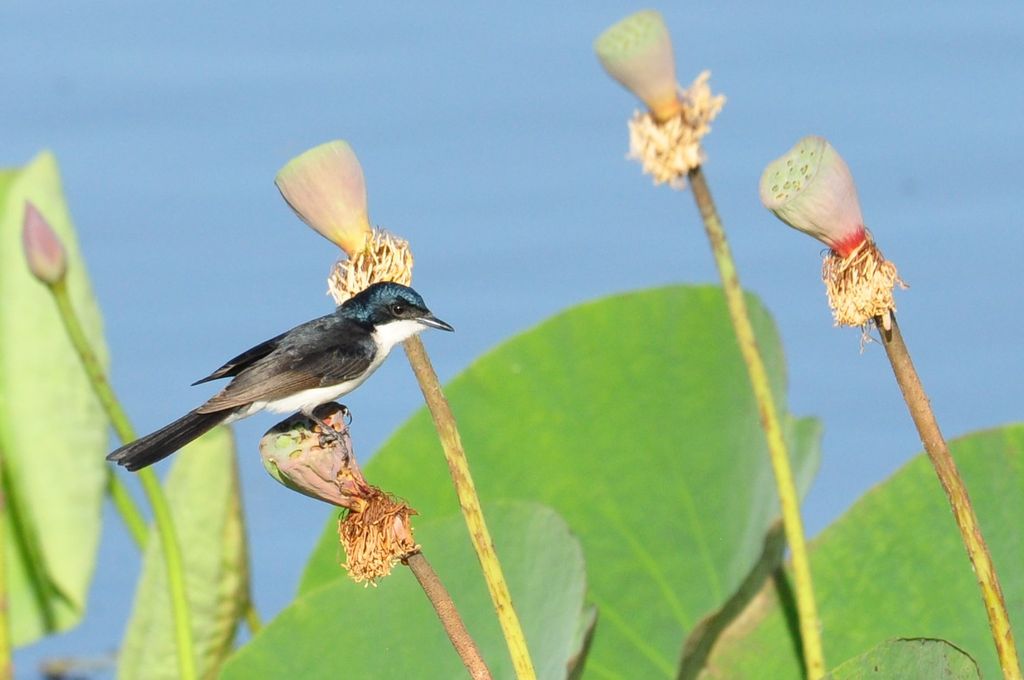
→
(419, 313, 455, 332)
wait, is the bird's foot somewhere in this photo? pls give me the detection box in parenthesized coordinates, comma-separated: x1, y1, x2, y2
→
(308, 413, 343, 447)
(318, 432, 339, 448)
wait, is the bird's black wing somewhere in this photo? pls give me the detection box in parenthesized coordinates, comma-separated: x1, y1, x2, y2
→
(191, 331, 288, 386)
(195, 315, 375, 412)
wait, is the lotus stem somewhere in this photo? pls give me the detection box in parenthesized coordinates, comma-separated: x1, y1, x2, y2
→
(243, 601, 262, 634)
(49, 279, 266, 644)
(878, 315, 1021, 679)
(0, 451, 56, 631)
(403, 336, 536, 680)
(133, 472, 196, 680)
(0, 455, 10, 680)
(688, 167, 825, 678)
(49, 280, 197, 680)
(105, 469, 147, 549)
(405, 551, 492, 680)
(49, 278, 148, 548)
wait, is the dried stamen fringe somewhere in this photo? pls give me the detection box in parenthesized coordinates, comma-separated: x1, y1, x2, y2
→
(823, 238, 905, 331)
(628, 70, 726, 189)
(328, 228, 414, 305)
(339, 489, 419, 584)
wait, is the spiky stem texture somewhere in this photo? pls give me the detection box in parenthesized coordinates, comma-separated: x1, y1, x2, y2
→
(878, 315, 1021, 680)
(688, 167, 825, 679)
(406, 551, 492, 679)
(403, 336, 536, 680)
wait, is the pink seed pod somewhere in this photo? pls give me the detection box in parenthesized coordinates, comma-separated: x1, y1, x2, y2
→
(259, 404, 367, 510)
(762, 136, 902, 328)
(759, 136, 867, 257)
(275, 140, 372, 256)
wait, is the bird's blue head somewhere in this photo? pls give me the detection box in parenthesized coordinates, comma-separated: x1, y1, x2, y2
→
(342, 282, 454, 347)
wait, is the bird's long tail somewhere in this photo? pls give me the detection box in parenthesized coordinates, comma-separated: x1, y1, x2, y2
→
(106, 409, 227, 471)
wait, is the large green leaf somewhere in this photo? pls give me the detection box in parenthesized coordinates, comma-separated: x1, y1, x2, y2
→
(221, 502, 587, 680)
(704, 425, 1024, 679)
(824, 639, 980, 680)
(300, 286, 822, 678)
(0, 152, 108, 645)
(118, 427, 248, 680)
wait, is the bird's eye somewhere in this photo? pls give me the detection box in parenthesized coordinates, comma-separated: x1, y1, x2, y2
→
(390, 303, 405, 316)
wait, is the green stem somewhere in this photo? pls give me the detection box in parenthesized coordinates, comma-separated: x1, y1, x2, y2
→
(0, 448, 56, 630)
(0, 451, 11, 680)
(50, 280, 197, 680)
(403, 337, 536, 680)
(687, 167, 825, 679)
(244, 601, 263, 635)
(135, 472, 195, 680)
(405, 551, 492, 680)
(878, 316, 1021, 680)
(106, 473, 147, 549)
(46, 282, 149, 546)
(49, 280, 264, 641)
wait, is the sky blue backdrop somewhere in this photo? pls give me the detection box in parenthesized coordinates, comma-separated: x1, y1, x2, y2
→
(4, 1, 1023, 677)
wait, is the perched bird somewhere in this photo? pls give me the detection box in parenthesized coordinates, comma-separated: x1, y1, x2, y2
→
(107, 282, 453, 471)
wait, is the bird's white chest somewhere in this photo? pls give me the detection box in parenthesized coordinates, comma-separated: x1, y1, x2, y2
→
(233, 319, 424, 419)
(261, 381, 361, 415)
(261, 351, 389, 415)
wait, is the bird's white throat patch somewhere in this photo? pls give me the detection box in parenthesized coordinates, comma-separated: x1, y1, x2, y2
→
(372, 318, 427, 352)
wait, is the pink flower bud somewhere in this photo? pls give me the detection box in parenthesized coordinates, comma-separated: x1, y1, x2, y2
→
(21, 202, 67, 284)
(595, 10, 682, 122)
(275, 141, 372, 256)
(759, 136, 867, 257)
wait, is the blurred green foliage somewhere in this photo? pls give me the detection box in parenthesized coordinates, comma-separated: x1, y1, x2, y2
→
(0, 153, 108, 645)
(118, 427, 247, 680)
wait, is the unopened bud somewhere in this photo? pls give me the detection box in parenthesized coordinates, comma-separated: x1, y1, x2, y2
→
(759, 136, 867, 257)
(21, 202, 67, 284)
(275, 140, 373, 256)
(595, 10, 682, 122)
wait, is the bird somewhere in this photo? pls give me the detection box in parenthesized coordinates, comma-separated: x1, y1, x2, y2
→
(107, 282, 453, 471)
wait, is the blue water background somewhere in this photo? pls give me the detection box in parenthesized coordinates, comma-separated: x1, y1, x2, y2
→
(3, 1, 1023, 676)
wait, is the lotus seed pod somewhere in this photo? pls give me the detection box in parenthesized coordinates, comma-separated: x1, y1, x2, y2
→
(258, 404, 368, 509)
(275, 140, 372, 256)
(595, 10, 682, 122)
(21, 202, 67, 284)
(760, 136, 867, 257)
